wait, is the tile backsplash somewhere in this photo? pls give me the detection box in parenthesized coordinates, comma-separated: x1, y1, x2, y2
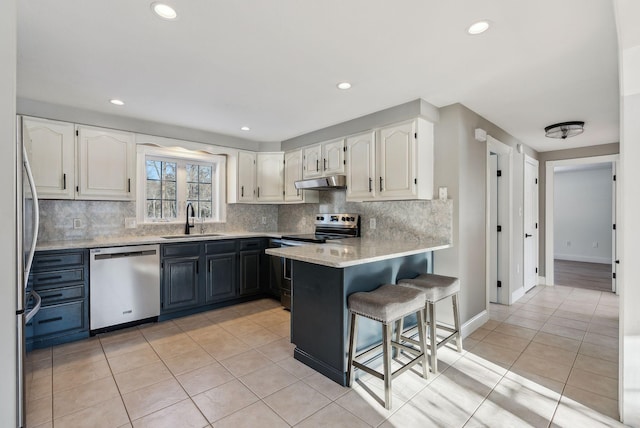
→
(37, 191, 452, 244)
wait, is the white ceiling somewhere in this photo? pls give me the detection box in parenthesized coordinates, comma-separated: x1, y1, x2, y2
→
(17, 0, 620, 152)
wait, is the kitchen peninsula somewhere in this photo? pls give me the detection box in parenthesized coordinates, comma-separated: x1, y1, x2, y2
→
(265, 237, 450, 385)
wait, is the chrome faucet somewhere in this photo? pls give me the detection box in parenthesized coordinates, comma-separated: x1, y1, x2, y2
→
(185, 202, 195, 234)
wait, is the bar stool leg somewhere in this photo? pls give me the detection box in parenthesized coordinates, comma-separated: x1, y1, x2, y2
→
(382, 322, 392, 410)
(394, 318, 404, 358)
(452, 293, 463, 352)
(416, 310, 429, 379)
(347, 313, 358, 387)
(428, 301, 437, 374)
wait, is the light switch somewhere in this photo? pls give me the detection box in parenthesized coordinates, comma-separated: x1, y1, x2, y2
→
(438, 187, 448, 200)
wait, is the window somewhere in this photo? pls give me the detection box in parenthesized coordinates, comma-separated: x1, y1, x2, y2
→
(137, 146, 226, 223)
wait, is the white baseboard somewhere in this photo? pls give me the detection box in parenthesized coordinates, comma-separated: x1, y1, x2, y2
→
(461, 309, 489, 339)
(554, 254, 612, 264)
(538, 276, 546, 286)
(511, 287, 526, 304)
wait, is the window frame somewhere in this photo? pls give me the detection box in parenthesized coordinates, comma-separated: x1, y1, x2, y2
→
(136, 145, 226, 224)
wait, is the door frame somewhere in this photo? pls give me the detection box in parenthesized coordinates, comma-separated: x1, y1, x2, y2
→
(544, 154, 619, 288)
(524, 155, 539, 292)
(485, 136, 513, 305)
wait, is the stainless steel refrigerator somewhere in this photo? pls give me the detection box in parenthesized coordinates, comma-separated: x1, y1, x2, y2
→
(16, 116, 41, 427)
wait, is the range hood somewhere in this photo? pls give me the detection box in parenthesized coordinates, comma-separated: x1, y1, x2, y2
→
(294, 175, 346, 190)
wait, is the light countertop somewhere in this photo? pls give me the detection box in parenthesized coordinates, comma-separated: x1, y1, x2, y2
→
(265, 237, 451, 268)
(35, 231, 293, 251)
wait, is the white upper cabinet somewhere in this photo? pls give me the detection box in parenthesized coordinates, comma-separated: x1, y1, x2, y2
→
(284, 149, 319, 203)
(23, 117, 75, 199)
(237, 151, 256, 202)
(284, 149, 303, 202)
(345, 132, 376, 201)
(256, 152, 284, 202)
(303, 138, 345, 179)
(323, 139, 345, 175)
(346, 118, 434, 201)
(77, 125, 136, 200)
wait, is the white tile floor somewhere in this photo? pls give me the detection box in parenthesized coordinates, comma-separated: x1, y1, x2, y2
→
(24, 284, 627, 427)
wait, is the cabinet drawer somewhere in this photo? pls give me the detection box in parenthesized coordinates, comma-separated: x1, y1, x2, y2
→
(32, 251, 85, 271)
(30, 268, 85, 288)
(27, 301, 86, 338)
(162, 243, 201, 258)
(205, 240, 237, 255)
(239, 238, 266, 251)
(37, 285, 84, 305)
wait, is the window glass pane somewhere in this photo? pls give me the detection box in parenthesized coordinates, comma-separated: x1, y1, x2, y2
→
(199, 202, 212, 218)
(146, 181, 161, 199)
(164, 162, 176, 180)
(146, 160, 161, 180)
(199, 183, 212, 201)
(187, 183, 199, 199)
(163, 181, 176, 199)
(199, 166, 212, 183)
(163, 201, 177, 218)
(186, 164, 198, 183)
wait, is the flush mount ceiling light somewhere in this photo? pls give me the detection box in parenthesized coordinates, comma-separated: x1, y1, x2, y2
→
(240, 126, 250, 131)
(337, 82, 352, 90)
(467, 20, 490, 35)
(151, 2, 178, 20)
(109, 99, 125, 106)
(544, 121, 585, 139)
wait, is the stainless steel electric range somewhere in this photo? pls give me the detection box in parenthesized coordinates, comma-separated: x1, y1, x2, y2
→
(269, 213, 360, 309)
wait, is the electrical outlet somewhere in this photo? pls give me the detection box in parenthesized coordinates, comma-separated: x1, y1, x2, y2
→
(125, 217, 137, 229)
(73, 218, 82, 229)
(593, 241, 599, 248)
(261, 216, 267, 225)
(370, 218, 376, 229)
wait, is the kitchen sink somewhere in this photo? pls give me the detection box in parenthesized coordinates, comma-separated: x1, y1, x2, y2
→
(161, 233, 224, 239)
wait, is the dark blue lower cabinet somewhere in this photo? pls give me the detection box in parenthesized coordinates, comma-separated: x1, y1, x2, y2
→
(26, 249, 89, 351)
(161, 256, 200, 312)
(205, 252, 237, 303)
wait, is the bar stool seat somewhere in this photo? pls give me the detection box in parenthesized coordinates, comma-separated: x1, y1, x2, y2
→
(347, 284, 428, 410)
(397, 274, 462, 374)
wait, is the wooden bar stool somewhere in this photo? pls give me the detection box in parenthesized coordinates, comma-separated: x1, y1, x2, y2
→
(397, 274, 462, 374)
(346, 284, 428, 410)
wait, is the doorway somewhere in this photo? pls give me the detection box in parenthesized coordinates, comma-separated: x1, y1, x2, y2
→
(544, 155, 619, 292)
(486, 136, 512, 304)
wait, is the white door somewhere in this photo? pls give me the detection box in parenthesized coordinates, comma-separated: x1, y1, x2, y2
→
(378, 121, 416, 199)
(256, 153, 284, 202)
(237, 151, 256, 202)
(323, 139, 345, 175)
(303, 144, 322, 178)
(346, 132, 375, 201)
(284, 149, 303, 202)
(489, 153, 499, 303)
(524, 156, 539, 292)
(76, 126, 135, 200)
(23, 117, 75, 199)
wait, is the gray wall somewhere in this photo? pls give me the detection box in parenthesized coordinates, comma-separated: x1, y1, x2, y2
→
(17, 98, 280, 152)
(554, 166, 613, 263)
(434, 104, 531, 322)
(537, 143, 619, 275)
(0, 0, 17, 423)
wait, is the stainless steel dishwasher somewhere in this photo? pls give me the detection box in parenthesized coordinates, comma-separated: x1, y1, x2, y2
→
(90, 244, 160, 331)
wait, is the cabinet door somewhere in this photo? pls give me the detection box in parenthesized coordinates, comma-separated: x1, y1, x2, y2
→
(377, 121, 417, 199)
(237, 151, 256, 202)
(346, 132, 376, 201)
(302, 144, 322, 178)
(23, 117, 75, 199)
(256, 152, 284, 202)
(323, 139, 345, 175)
(162, 257, 200, 312)
(284, 149, 303, 202)
(77, 126, 135, 200)
(239, 250, 261, 296)
(205, 252, 237, 303)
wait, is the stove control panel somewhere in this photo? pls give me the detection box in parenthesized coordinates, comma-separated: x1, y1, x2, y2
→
(314, 213, 359, 227)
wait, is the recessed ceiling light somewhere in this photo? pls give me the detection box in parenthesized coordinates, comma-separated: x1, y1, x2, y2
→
(151, 2, 178, 20)
(337, 82, 352, 90)
(109, 99, 125, 106)
(467, 20, 490, 35)
(240, 126, 250, 131)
